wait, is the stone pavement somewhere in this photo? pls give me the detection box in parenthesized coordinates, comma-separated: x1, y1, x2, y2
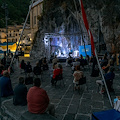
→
(1, 57, 120, 120)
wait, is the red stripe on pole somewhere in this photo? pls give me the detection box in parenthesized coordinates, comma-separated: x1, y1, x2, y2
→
(90, 31, 95, 55)
(80, 0, 95, 55)
(80, 0, 89, 31)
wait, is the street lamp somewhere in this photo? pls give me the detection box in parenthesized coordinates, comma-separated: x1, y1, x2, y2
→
(1, 3, 8, 61)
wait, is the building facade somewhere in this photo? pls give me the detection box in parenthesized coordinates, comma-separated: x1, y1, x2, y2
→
(0, 25, 31, 44)
(30, 0, 43, 41)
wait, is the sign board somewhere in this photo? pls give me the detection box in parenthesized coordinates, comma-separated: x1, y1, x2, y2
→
(79, 45, 91, 57)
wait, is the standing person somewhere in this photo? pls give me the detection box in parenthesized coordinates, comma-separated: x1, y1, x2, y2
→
(91, 56, 99, 77)
(13, 77, 27, 106)
(27, 78, 55, 116)
(0, 70, 13, 97)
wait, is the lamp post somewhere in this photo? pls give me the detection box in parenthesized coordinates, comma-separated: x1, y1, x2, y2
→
(1, 3, 8, 61)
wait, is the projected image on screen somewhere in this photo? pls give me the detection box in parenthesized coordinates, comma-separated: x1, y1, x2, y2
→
(79, 45, 91, 57)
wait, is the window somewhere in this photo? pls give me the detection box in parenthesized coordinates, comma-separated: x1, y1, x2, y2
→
(34, 16, 36, 24)
(10, 34, 11, 37)
(16, 33, 17, 36)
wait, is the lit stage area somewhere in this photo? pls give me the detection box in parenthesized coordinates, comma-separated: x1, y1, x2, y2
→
(44, 33, 91, 61)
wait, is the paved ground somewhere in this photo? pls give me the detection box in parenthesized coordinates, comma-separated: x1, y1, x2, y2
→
(1, 57, 120, 120)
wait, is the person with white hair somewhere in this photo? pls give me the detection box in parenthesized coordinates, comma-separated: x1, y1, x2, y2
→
(0, 70, 13, 97)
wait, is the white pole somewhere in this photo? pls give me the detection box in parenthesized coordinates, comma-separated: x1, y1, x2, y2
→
(9, 0, 34, 68)
(95, 49, 113, 107)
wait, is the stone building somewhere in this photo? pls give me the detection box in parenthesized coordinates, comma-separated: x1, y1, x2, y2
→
(0, 25, 31, 44)
(30, 0, 43, 41)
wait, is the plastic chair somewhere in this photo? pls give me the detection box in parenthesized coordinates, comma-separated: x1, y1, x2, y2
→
(73, 76, 88, 94)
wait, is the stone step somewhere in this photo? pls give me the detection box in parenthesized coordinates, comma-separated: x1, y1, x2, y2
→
(1, 99, 57, 120)
(21, 111, 57, 120)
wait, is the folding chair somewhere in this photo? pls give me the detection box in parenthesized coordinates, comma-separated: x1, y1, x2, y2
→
(54, 74, 65, 87)
(73, 76, 88, 94)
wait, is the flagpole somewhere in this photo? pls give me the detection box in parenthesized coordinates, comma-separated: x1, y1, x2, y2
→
(79, 0, 113, 107)
(95, 49, 113, 107)
(9, 0, 34, 69)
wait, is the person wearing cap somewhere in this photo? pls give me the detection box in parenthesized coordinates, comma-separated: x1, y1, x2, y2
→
(0, 70, 13, 97)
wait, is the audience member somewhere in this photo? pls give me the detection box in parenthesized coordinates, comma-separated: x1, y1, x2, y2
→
(96, 66, 115, 93)
(0, 70, 13, 97)
(91, 56, 99, 77)
(72, 58, 80, 72)
(79, 54, 84, 68)
(25, 61, 32, 75)
(51, 63, 63, 85)
(73, 66, 83, 90)
(102, 59, 114, 73)
(27, 78, 55, 116)
(42, 57, 49, 70)
(66, 55, 73, 66)
(52, 55, 58, 65)
(33, 62, 41, 77)
(13, 77, 27, 106)
(111, 54, 116, 65)
(100, 55, 108, 68)
(20, 60, 26, 73)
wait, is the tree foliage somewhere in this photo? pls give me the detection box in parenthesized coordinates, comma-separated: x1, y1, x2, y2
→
(0, 0, 30, 28)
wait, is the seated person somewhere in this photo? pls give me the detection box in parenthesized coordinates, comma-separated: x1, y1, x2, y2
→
(27, 78, 55, 116)
(96, 66, 115, 93)
(42, 57, 49, 70)
(51, 63, 63, 85)
(25, 61, 32, 74)
(13, 77, 27, 106)
(52, 55, 58, 65)
(66, 55, 73, 66)
(72, 58, 80, 72)
(100, 55, 108, 67)
(79, 54, 84, 68)
(102, 59, 114, 73)
(0, 70, 13, 97)
(33, 62, 42, 76)
(20, 60, 26, 72)
(73, 66, 84, 90)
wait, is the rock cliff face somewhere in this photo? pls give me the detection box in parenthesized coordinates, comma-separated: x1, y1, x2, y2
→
(31, 0, 120, 59)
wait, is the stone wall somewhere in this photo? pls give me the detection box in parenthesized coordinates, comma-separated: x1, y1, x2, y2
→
(31, 0, 120, 56)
